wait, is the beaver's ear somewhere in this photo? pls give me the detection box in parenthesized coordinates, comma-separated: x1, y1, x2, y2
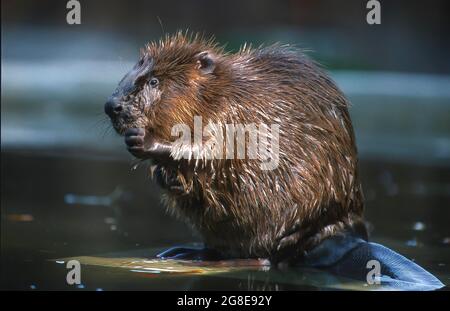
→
(195, 51, 216, 74)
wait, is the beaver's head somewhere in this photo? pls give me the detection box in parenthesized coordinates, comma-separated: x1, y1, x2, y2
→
(105, 33, 224, 141)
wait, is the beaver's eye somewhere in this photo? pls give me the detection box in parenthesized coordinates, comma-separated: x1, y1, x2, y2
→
(149, 78, 159, 87)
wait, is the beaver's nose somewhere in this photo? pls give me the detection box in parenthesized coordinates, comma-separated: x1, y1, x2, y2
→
(104, 98, 123, 118)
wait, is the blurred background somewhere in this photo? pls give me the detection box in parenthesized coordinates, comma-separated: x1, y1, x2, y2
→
(1, 0, 450, 290)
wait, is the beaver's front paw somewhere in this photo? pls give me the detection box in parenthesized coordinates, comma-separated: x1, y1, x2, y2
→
(125, 128, 174, 161)
(125, 128, 149, 159)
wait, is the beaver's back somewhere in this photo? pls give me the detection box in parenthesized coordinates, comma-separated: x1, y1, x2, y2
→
(162, 42, 365, 261)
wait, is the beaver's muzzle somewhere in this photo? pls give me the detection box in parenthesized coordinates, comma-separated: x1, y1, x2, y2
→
(104, 97, 123, 119)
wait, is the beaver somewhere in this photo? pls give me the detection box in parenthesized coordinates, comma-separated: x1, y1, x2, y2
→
(105, 32, 366, 263)
(105, 32, 445, 289)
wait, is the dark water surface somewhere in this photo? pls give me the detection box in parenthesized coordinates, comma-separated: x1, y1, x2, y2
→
(1, 148, 449, 290)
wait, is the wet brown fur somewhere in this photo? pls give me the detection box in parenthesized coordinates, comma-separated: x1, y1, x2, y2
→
(112, 32, 366, 262)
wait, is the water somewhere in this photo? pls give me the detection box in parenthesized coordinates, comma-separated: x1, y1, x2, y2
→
(1, 145, 449, 290)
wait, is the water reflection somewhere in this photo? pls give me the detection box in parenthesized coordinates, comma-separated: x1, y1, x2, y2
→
(1, 147, 449, 290)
